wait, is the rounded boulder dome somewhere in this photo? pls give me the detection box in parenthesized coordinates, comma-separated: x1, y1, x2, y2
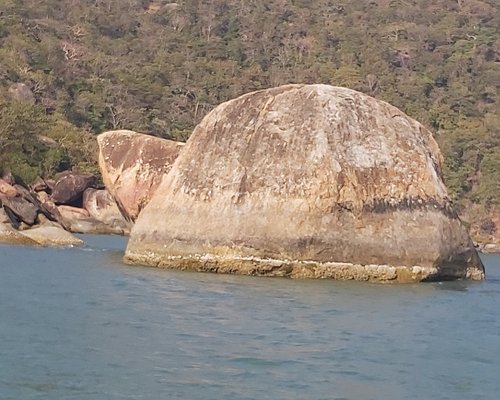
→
(125, 84, 484, 282)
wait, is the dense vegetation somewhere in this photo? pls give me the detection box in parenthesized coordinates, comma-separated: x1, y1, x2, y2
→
(0, 0, 498, 213)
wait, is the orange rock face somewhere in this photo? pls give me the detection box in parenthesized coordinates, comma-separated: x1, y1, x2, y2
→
(97, 130, 184, 221)
(125, 85, 484, 282)
(0, 179, 17, 197)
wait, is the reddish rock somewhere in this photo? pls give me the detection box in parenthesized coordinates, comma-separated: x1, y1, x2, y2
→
(58, 205, 90, 220)
(51, 172, 96, 206)
(30, 177, 49, 192)
(97, 130, 184, 221)
(0, 178, 17, 197)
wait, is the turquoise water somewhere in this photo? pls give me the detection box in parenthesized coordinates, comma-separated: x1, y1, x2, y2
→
(1, 235, 499, 400)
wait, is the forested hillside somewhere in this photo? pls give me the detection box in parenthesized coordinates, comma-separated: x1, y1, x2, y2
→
(0, 0, 498, 214)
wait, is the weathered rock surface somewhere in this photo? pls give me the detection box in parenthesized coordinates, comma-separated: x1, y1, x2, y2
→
(97, 130, 184, 221)
(30, 177, 50, 193)
(83, 188, 132, 234)
(1, 196, 38, 225)
(38, 199, 66, 227)
(0, 213, 83, 247)
(58, 203, 129, 235)
(58, 204, 90, 219)
(0, 172, 131, 246)
(125, 84, 484, 282)
(0, 183, 39, 228)
(51, 172, 96, 206)
(0, 178, 17, 197)
(21, 223, 84, 247)
(0, 222, 38, 246)
(37, 191, 50, 203)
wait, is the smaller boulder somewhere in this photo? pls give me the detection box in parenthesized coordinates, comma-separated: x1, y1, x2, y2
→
(0, 178, 17, 197)
(30, 177, 49, 192)
(83, 188, 132, 233)
(14, 184, 44, 208)
(45, 179, 55, 193)
(58, 204, 128, 235)
(51, 172, 96, 206)
(1, 205, 21, 229)
(0, 222, 38, 246)
(1, 196, 38, 225)
(37, 198, 66, 228)
(21, 224, 84, 247)
(58, 204, 90, 220)
(63, 218, 124, 235)
(35, 135, 58, 148)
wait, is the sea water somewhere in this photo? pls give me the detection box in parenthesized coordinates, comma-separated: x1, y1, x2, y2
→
(1, 235, 499, 400)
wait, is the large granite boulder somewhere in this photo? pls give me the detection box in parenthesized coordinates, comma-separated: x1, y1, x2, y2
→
(97, 130, 184, 221)
(125, 84, 484, 282)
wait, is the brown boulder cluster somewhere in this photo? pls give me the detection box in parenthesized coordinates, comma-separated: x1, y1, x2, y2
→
(0, 170, 130, 247)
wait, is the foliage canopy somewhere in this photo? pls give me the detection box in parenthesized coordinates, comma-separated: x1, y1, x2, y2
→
(0, 0, 498, 207)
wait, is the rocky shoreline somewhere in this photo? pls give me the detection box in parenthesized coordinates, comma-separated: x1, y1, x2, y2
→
(0, 171, 131, 247)
(466, 206, 500, 254)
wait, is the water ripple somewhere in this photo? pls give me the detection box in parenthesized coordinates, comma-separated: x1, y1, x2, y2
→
(1, 236, 499, 400)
